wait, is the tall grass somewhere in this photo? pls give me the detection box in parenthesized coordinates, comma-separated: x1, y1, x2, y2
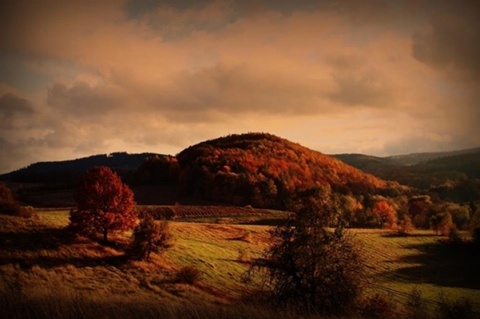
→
(2, 211, 480, 318)
(0, 288, 306, 319)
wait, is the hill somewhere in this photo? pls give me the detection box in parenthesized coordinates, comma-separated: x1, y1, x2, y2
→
(335, 148, 480, 177)
(176, 133, 401, 209)
(386, 147, 480, 166)
(334, 149, 480, 202)
(0, 152, 162, 185)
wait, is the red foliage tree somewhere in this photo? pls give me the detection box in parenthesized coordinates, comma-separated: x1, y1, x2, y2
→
(69, 166, 137, 242)
(371, 200, 397, 229)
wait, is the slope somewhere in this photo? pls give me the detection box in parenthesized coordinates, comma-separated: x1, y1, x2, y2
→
(0, 152, 162, 184)
(334, 150, 480, 202)
(177, 133, 400, 209)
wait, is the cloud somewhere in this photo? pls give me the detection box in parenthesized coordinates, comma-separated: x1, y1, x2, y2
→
(154, 62, 329, 120)
(329, 69, 392, 107)
(46, 82, 123, 118)
(0, 0, 479, 174)
(0, 93, 35, 129)
(0, 93, 34, 117)
(411, 1, 480, 81)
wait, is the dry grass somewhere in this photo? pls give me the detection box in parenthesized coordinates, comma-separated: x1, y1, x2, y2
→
(1, 209, 480, 318)
(0, 211, 271, 307)
(353, 229, 480, 313)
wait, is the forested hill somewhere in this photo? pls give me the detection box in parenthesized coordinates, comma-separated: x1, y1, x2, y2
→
(0, 152, 160, 184)
(176, 133, 402, 209)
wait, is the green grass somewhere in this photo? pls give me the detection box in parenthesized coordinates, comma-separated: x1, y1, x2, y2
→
(354, 229, 480, 312)
(1, 209, 479, 318)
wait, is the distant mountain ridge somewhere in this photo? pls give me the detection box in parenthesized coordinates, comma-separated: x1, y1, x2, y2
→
(2, 134, 479, 204)
(334, 147, 480, 180)
(384, 147, 480, 166)
(333, 148, 480, 201)
(334, 147, 480, 168)
(0, 152, 161, 184)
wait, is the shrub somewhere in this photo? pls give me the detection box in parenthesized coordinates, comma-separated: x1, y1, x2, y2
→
(0, 183, 35, 218)
(176, 266, 202, 284)
(359, 293, 397, 319)
(436, 294, 473, 319)
(129, 213, 173, 261)
(405, 288, 428, 319)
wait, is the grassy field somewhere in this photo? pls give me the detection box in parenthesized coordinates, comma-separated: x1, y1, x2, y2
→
(354, 229, 480, 312)
(1, 208, 479, 318)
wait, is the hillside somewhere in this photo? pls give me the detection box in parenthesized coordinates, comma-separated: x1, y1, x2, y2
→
(176, 133, 400, 209)
(0, 152, 162, 185)
(386, 147, 480, 166)
(335, 149, 480, 178)
(334, 150, 480, 202)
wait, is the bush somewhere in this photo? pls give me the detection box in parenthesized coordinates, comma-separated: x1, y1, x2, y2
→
(436, 294, 473, 319)
(129, 213, 173, 261)
(405, 288, 428, 319)
(0, 183, 36, 218)
(359, 293, 397, 319)
(176, 266, 202, 284)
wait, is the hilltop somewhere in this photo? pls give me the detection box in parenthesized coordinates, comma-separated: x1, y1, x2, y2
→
(176, 133, 400, 209)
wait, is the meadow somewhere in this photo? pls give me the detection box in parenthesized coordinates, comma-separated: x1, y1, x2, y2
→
(1, 208, 479, 318)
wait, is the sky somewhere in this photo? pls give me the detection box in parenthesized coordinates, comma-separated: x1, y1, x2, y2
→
(1, 0, 479, 173)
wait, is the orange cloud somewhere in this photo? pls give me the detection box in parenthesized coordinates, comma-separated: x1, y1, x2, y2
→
(0, 0, 479, 173)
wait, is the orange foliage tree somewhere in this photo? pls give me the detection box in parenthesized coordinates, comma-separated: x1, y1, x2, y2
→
(69, 166, 137, 243)
(371, 200, 397, 229)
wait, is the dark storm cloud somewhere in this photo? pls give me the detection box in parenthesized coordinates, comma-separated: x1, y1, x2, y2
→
(0, 93, 35, 127)
(124, 0, 212, 19)
(123, 0, 330, 18)
(46, 82, 122, 118)
(329, 71, 391, 107)
(1, 0, 479, 173)
(412, 1, 480, 80)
